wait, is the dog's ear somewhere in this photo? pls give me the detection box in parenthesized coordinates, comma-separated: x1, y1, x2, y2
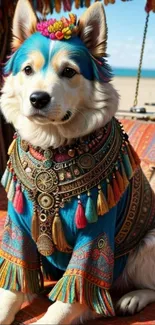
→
(12, 0, 37, 50)
(77, 2, 107, 58)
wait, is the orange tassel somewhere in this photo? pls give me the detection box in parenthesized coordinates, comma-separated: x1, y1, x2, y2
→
(75, 196, 87, 229)
(115, 169, 124, 192)
(107, 181, 115, 209)
(75, 0, 80, 9)
(112, 177, 121, 203)
(97, 185, 109, 215)
(120, 162, 129, 189)
(85, 0, 90, 7)
(128, 143, 140, 166)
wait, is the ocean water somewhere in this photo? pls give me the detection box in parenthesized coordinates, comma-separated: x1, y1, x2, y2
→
(112, 67, 155, 78)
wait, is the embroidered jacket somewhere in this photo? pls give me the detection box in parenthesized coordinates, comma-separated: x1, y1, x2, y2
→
(0, 117, 155, 317)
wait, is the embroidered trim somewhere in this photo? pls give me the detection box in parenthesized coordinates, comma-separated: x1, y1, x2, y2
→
(115, 167, 155, 258)
(49, 234, 115, 316)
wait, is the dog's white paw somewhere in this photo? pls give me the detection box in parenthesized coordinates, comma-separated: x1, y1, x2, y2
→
(30, 301, 89, 325)
(0, 289, 24, 325)
(116, 289, 155, 316)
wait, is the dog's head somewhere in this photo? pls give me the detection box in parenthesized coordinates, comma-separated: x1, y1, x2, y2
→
(0, 0, 119, 149)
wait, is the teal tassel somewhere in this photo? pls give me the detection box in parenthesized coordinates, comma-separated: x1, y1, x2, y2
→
(122, 151, 133, 179)
(7, 178, 16, 202)
(85, 192, 98, 223)
(1, 168, 10, 189)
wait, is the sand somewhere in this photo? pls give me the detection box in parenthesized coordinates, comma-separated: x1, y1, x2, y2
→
(112, 77, 155, 113)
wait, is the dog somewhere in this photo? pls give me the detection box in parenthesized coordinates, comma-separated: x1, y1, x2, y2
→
(0, 0, 155, 324)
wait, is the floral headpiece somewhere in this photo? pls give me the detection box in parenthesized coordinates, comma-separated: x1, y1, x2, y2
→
(36, 13, 77, 40)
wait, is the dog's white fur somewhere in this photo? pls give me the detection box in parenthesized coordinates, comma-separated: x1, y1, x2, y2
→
(0, 0, 155, 324)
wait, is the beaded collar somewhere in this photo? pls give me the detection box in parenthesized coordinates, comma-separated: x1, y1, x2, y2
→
(2, 118, 140, 256)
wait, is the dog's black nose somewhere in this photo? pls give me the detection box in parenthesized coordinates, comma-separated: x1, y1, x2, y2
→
(30, 91, 51, 109)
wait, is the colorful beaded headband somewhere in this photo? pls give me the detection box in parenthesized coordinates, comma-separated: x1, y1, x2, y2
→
(36, 13, 77, 40)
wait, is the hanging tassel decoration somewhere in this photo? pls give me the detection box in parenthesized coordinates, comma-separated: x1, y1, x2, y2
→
(126, 144, 137, 170)
(75, 195, 87, 229)
(85, 0, 90, 7)
(52, 211, 72, 253)
(128, 143, 140, 166)
(7, 138, 16, 156)
(97, 185, 109, 216)
(31, 210, 39, 242)
(112, 176, 121, 203)
(75, 0, 80, 9)
(5, 171, 12, 193)
(13, 184, 24, 214)
(107, 179, 115, 209)
(7, 178, 16, 202)
(1, 168, 10, 188)
(115, 168, 124, 192)
(122, 150, 133, 179)
(120, 161, 129, 189)
(55, 0, 61, 12)
(85, 191, 98, 223)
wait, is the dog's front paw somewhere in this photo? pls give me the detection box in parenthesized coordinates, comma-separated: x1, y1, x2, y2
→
(116, 289, 155, 316)
(0, 289, 24, 325)
(30, 301, 89, 325)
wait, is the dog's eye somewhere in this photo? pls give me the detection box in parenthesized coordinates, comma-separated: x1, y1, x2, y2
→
(61, 67, 77, 78)
(24, 65, 33, 76)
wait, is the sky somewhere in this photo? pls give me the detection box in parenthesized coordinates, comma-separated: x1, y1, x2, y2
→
(45, 0, 155, 69)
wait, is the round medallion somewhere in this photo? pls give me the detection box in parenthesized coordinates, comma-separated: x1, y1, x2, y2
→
(35, 170, 58, 192)
(38, 192, 55, 210)
(37, 234, 55, 256)
(44, 149, 53, 159)
(39, 213, 47, 222)
(98, 238, 105, 249)
(78, 153, 95, 169)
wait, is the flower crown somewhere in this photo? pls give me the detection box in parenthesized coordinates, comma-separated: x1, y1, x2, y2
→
(36, 13, 77, 40)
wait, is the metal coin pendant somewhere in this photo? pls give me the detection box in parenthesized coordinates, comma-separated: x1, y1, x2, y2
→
(37, 234, 55, 256)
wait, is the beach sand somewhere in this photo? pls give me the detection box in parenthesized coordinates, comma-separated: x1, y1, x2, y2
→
(112, 77, 155, 113)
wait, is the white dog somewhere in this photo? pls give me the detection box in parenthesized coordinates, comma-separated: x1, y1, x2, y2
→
(0, 0, 155, 324)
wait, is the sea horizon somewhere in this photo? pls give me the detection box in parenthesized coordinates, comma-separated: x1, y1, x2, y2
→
(112, 67, 155, 79)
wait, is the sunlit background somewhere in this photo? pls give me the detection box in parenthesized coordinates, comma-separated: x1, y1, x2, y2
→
(42, 0, 155, 73)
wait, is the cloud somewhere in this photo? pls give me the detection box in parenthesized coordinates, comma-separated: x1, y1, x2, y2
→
(107, 37, 155, 69)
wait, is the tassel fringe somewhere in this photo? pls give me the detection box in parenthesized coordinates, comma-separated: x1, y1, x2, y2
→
(75, 197, 87, 229)
(115, 169, 124, 192)
(1, 168, 10, 189)
(97, 186, 109, 216)
(49, 274, 115, 316)
(31, 211, 39, 242)
(52, 213, 72, 252)
(7, 138, 16, 156)
(7, 178, 16, 202)
(0, 256, 43, 294)
(112, 177, 121, 202)
(107, 182, 115, 209)
(13, 184, 24, 214)
(85, 192, 98, 223)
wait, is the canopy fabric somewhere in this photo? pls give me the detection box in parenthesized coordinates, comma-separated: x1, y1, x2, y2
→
(0, 0, 154, 17)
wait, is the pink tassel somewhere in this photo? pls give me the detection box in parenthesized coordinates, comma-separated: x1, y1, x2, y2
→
(75, 196, 87, 229)
(13, 184, 24, 214)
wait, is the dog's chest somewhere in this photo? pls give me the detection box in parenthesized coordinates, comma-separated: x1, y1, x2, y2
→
(2, 117, 153, 260)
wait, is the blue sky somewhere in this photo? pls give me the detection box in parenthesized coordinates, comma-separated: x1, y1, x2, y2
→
(45, 0, 155, 69)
